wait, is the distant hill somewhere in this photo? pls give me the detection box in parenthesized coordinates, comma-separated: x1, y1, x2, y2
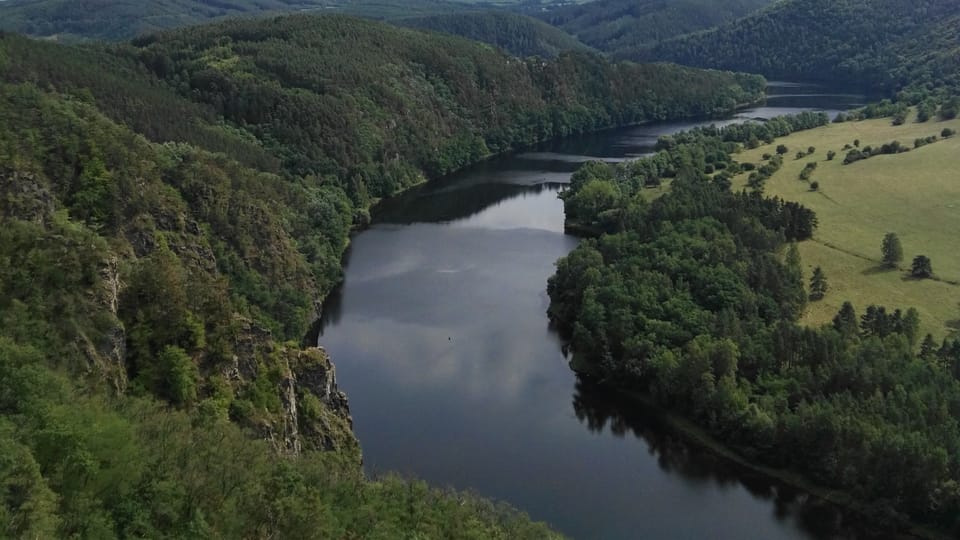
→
(536, 0, 773, 59)
(0, 0, 506, 42)
(648, 0, 960, 96)
(0, 0, 325, 41)
(398, 11, 592, 58)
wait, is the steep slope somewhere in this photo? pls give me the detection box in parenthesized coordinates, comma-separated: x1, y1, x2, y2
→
(398, 10, 592, 58)
(537, 0, 773, 59)
(650, 0, 960, 96)
(0, 38, 562, 539)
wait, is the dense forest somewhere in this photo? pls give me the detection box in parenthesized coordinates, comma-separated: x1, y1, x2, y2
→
(0, 13, 765, 536)
(116, 15, 764, 196)
(398, 11, 592, 58)
(0, 71, 568, 540)
(535, 0, 772, 60)
(548, 114, 960, 535)
(0, 0, 564, 42)
(648, 0, 960, 99)
(0, 0, 335, 42)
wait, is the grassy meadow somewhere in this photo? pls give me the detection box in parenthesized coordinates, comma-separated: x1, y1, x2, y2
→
(732, 111, 960, 338)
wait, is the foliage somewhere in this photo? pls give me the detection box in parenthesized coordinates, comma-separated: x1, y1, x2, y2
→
(117, 15, 764, 189)
(0, 12, 771, 537)
(398, 10, 593, 58)
(881, 232, 904, 267)
(809, 266, 827, 300)
(549, 119, 960, 535)
(911, 255, 933, 278)
(649, 0, 960, 100)
(533, 0, 772, 59)
(0, 339, 561, 538)
(0, 0, 521, 42)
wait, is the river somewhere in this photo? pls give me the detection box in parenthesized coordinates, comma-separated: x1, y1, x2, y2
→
(318, 83, 874, 539)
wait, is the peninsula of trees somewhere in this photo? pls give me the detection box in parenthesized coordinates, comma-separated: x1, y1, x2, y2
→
(548, 114, 960, 535)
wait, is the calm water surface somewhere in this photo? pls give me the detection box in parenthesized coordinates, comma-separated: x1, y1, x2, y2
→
(319, 84, 875, 539)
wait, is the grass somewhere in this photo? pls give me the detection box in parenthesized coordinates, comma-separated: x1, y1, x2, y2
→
(733, 111, 960, 338)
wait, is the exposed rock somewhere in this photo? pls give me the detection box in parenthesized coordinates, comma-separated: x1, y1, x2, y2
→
(76, 255, 129, 393)
(222, 316, 358, 459)
(0, 169, 56, 225)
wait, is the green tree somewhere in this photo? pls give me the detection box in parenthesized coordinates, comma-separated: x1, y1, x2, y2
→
(920, 334, 938, 359)
(911, 255, 933, 278)
(902, 307, 921, 346)
(826, 150, 836, 161)
(776, 144, 789, 155)
(157, 346, 199, 407)
(832, 301, 859, 338)
(809, 266, 828, 300)
(881, 232, 903, 267)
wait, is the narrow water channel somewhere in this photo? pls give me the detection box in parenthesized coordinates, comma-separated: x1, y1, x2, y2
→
(319, 84, 873, 539)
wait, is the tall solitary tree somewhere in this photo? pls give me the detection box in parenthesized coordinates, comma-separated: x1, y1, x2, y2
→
(809, 266, 828, 300)
(911, 255, 933, 278)
(881, 232, 903, 267)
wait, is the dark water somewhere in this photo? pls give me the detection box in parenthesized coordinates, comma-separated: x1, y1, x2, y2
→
(318, 84, 874, 539)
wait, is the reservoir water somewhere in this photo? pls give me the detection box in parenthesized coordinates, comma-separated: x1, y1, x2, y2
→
(318, 83, 874, 539)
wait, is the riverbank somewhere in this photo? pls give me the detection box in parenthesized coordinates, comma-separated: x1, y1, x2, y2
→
(588, 378, 952, 540)
(549, 106, 960, 537)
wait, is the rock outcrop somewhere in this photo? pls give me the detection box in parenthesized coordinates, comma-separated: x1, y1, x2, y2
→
(223, 317, 359, 459)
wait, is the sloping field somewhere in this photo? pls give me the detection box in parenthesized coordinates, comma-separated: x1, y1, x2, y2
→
(734, 113, 960, 337)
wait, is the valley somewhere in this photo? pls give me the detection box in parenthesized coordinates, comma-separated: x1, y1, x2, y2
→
(1, 0, 959, 538)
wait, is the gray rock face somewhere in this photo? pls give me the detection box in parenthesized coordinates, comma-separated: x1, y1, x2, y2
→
(0, 169, 56, 224)
(223, 317, 358, 458)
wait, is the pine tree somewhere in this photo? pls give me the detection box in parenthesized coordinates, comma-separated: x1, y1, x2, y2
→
(911, 255, 933, 278)
(881, 232, 903, 267)
(920, 334, 938, 360)
(832, 301, 859, 338)
(809, 266, 828, 300)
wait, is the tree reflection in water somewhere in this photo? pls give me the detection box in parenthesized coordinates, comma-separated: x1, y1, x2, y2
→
(572, 376, 889, 540)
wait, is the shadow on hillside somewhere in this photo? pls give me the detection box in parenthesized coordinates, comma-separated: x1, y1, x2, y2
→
(861, 264, 898, 276)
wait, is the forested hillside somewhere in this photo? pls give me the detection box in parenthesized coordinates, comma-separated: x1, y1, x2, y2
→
(116, 15, 764, 196)
(398, 11, 592, 58)
(0, 0, 557, 42)
(0, 0, 334, 42)
(549, 116, 960, 535)
(0, 68, 571, 540)
(650, 0, 960, 97)
(0, 13, 764, 536)
(536, 0, 772, 60)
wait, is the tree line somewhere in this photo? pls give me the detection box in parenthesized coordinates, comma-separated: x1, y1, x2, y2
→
(548, 113, 960, 535)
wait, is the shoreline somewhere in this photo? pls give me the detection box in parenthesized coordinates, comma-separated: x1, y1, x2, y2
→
(580, 373, 950, 540)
